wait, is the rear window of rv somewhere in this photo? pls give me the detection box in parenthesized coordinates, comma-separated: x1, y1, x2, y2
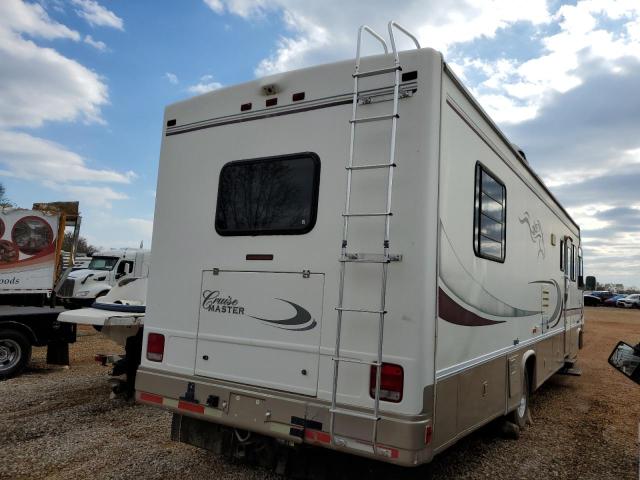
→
(215, 153, 320, 236)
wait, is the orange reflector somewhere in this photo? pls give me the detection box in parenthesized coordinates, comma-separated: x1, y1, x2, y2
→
(425, 424, 433, 445)
(178, 400, 205, 414)
(304, 429, 330, 444)
(139, 392, 163, 404)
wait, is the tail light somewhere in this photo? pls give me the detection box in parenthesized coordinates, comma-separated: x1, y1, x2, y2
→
(370, 363, 403, 402)
(146, 333, 165, 362)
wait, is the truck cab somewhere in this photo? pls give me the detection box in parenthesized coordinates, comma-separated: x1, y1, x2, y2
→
(58, 249, 150, 306)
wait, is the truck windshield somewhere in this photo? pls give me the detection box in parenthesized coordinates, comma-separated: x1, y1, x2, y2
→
(88, 256, 118, 271)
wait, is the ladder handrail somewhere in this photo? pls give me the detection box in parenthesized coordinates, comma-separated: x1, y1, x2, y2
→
(330, 20, 421, 453)
(355, 25, 389, 73)
(388, 21, 421, 62)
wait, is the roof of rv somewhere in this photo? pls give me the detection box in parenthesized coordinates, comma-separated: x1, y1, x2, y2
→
(163, 48, 579, 234)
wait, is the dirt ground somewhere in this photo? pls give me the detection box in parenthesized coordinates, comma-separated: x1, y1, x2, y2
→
(1, 308, 639, 479)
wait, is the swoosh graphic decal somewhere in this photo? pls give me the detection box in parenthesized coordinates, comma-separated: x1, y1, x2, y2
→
(438, 288, 505, 327)
(530, 279, 562, 329)
(249, 299, 316, 331)
(440, 223, 540, 318)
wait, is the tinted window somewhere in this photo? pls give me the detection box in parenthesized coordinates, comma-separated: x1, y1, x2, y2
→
(215, 153, 320, 236)
(88, 256, 118, 271)
(474, 163, 506, 262)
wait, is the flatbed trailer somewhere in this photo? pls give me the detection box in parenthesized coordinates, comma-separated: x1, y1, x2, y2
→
(0, 305, 76, 378)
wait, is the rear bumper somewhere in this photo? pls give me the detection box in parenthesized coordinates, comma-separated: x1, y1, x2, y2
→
(136, 367, 433, 467)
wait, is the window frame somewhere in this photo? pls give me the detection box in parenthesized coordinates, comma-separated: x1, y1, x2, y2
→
(570, 243, 576, 282)
(214, 152, 321, 237)
(473, 162, 507, 263)
(560, 239, 564, 272)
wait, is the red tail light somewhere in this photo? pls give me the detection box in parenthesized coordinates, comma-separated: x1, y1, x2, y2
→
(370, 363, 403, 402)
(146, 333, 165, 362)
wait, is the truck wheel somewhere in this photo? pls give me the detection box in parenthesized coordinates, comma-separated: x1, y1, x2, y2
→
(510, 369, 530, 429)
(0, 330, 32, 379)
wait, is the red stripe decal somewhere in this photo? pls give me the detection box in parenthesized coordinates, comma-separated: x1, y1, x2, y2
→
(304, 429, 331, 444)
(139, 392, 163, 404)
(438, 288, 505, 327)
(178, 400, 205, 414)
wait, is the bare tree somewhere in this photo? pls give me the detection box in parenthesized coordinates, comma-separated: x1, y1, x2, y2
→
(0, 183, 14, 207)
(63, 232, 98, 255)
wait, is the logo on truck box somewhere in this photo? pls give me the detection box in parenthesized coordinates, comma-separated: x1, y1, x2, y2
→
(201, 290, 316, 331)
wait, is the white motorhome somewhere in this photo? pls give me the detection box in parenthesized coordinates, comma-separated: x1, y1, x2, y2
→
(136, 23, 583, 468)
(58, 248, 150, 306)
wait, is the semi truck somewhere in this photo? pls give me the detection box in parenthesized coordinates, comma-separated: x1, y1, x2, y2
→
(0, 201, 82, 378)
(57, 248, 150, 307)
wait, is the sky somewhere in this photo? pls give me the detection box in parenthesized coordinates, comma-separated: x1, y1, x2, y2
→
(0, 0, 639, 286)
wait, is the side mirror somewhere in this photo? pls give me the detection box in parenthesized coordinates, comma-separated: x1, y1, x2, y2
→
(608, 341, 640, 385)
(585, 276, 596, 291)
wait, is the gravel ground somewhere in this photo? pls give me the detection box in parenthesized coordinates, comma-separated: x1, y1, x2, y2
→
(1, 309, 639, 479)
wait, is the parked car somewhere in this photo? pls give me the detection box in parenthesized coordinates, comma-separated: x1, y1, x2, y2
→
(590, 291, 616, 301)
(604, 294, 627, 307)
(584, 294, 602, 306)
(617, 294, 640, 308)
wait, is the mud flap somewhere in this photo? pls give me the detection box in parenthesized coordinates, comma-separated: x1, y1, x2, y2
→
(46, 341, 69, 366)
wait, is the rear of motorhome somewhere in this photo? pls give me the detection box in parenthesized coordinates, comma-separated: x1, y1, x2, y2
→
(136, 23, 583, 467)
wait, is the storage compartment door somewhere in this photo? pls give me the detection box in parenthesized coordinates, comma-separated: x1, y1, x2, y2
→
(195, 270, 324, 396)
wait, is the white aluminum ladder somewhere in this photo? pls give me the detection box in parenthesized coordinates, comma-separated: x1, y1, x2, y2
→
(329, 21, 420, 451)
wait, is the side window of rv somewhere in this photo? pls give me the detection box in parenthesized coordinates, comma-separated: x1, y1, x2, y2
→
(215, 153, 321, 236)
(473, 163, 506, 262)
(560, 239, 564, 272)
(570, 244, 576, 281)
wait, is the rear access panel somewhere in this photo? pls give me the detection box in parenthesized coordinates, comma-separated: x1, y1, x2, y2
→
(195, 270, 324, 396)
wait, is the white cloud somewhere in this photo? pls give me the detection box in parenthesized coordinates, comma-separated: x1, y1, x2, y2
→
(0, 0, 80, 40)
(57, 185, 128, 209)
(205, 0, 552, 77)
(126, 218, 154, 239)
(0, 2, 108, 128)
(71, 0, 124, 30)
(165, 72, 179, 84)
(187, 75, 223, 94)
(84, 34, 107, 51)
(203, 0, 224, 14)
(0, 130, 135, 185)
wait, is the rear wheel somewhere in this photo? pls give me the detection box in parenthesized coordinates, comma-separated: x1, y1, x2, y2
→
(510, 368, 530, 429)
(0, 330, 32, 379)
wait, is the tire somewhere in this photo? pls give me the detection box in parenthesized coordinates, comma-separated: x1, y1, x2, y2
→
(0, 329, 32, 379)
(510, 368, 530, 429)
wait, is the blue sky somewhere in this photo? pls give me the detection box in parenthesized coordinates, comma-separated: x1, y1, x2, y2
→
(1, 0, 640, 286)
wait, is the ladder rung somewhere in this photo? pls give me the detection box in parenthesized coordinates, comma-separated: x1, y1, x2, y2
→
(332, 357, 381, 366)
(336, 307, 386, 314)
(353, 66, 401, 78)
(342, 212, 391, 217)
(330, 408, 380, 421)
(347, 163, 396, 171)
(350, 113, 399, 124)
(340, 253, 402, 263)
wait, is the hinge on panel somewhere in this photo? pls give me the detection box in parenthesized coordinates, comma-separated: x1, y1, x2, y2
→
(302, 270, 311, 278)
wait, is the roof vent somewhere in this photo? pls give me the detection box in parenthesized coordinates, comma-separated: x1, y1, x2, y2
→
(511, 143, 528, 164)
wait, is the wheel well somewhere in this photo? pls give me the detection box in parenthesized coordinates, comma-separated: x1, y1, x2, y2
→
(524, 355, 536, 392)
(0, 322, 37, 345)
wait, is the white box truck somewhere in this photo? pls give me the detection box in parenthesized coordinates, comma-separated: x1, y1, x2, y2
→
(0, 201, 81, 378)
(136, 22, 583, 469)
